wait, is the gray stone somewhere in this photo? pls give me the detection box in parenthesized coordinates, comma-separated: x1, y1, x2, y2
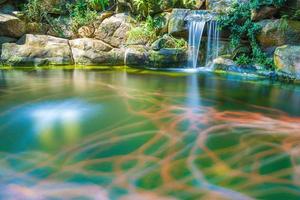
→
(1, 34, 73, 66)
(0, 13, 25, 38)
(94, 13, 136, 47)
(69, 38, 125, 66)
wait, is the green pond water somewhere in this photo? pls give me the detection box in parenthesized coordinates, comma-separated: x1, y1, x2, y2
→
(0, 68, 300, 200)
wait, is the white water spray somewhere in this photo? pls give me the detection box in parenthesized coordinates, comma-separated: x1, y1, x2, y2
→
(186, 12, 220, 69)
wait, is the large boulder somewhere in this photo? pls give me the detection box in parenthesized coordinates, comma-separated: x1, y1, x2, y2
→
(69, 38, 124, 66)
(274, 45, 300, 80)
(168, 9, 190, 37)
(94, 13, 136, 47)
(0, 13, 25, 38)
(251, 6, 278, 21)
(257, 19, 300, 49)
(1, 34, 73, 66)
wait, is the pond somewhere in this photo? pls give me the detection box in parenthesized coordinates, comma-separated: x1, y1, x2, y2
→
(0, 68, 300, 200)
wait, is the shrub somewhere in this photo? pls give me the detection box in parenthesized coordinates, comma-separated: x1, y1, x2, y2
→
(127, 16, 157, 44)
(23, 0, 48, 22)
(218, 0, 287, 68)
(67, 0, 98, 32)
(132, 0, 162, 18)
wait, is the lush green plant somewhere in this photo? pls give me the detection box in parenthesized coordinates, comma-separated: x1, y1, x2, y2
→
(127, 16, 159, 44)
(291, 9, 300, 20)
(235, 54, 252, 65)
(278, 15, 289, 32)
(88, 0, 109, 11)
(161, 35, 187, 49)
(23, 0, 48, 22)
(132, 0, 162, 18)
(67, 0, 98, 32)
(219, 0, 286, 68)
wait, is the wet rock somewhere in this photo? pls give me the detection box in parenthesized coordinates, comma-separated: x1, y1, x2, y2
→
(70, 38, 124, 65)
(0, 13, 25, 38)
(274, 45, 300, 80)
(125, 45, 150, 66)
(148, 48, 187, 67)
(257, 19, 300, 49)
(213, 56, 258, 73)
(94, 13, 136, 47)
(125, 46, 187, 68)
(251, 6, 278, 21)
(1, 34, 73, 66)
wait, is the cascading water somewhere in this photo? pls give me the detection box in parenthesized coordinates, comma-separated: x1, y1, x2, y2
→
(186, 12, 220, 69)
(205, 20, 220, 67)
(188, 21, 206, 69)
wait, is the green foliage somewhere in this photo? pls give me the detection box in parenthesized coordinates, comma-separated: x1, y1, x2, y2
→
(219, 0, 286, 68)
(23, 0, 48, 22)
(87, 0, 109, 11)
(291, 9, 300, 20)
(132, 0, 161, 18)
(67, 0, 98, 32)
(162, 36, 187, 49)
(235, 54, 252, 65)
(127, 16, 158, 44)
(278, 15, 289, 32)
(249, 0, 286, 9)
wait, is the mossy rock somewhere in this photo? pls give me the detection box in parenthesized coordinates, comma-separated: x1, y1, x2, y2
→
(274, 45, 300, 80)
(257, 19, 300, 48)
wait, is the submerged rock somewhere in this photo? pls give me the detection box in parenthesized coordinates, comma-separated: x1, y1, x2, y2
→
(257, 19, 300, 49)
(1, 34, 73, 66)
(70, 38, 124, 66)
(274, 45, 300, 80)
(94, 13, 136, 48)
(0, 13, 25, 38)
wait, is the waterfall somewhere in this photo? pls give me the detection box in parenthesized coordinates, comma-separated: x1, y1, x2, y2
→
(188, 21, 206, 69)
(205, 20, 220, 67)
(186, 12, 220, 69)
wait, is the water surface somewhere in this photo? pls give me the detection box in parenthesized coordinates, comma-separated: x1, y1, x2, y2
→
(0, 68, 300, 200)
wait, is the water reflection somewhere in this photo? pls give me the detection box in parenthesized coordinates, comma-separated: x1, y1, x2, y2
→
(0, 69, 300, 200)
